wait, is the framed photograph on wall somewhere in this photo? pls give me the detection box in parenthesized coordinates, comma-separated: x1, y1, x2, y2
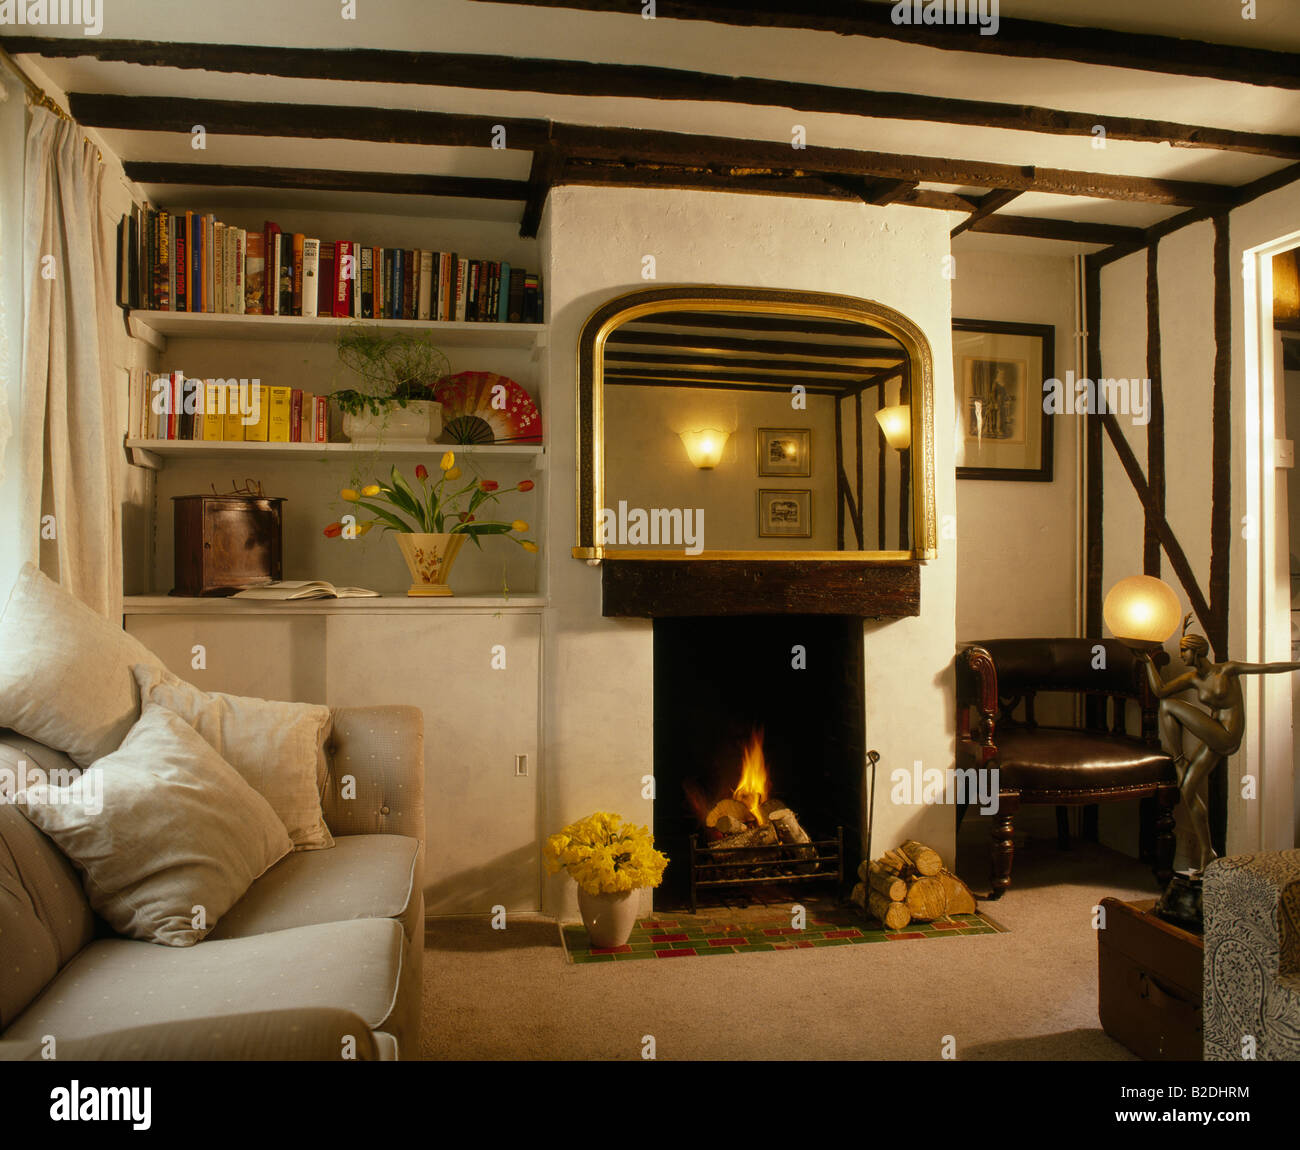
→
(757, 489, 812, 537)
(756, 428, 811, 477)
(953, 318, 1054, 482)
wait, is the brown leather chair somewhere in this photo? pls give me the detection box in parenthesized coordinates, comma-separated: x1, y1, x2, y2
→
(956, 638, 1178, 899)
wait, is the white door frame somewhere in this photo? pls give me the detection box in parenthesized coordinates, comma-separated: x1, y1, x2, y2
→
(1242, 231, 1300, 853)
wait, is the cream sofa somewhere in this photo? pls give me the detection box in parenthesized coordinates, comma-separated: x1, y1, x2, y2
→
(0, 705, 425, 1061)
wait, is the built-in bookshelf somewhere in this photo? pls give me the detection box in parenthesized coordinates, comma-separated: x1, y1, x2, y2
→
(124, 437, 544, 472)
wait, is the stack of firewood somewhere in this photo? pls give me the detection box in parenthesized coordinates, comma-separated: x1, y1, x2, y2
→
(850, 839, 977, 930)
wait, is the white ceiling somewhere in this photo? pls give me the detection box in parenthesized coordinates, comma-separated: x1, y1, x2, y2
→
(6, 0, 1298, 249)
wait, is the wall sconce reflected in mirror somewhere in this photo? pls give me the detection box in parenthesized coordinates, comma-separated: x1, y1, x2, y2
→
(679, 428, 730, 469)
(875, 405, 911, 451)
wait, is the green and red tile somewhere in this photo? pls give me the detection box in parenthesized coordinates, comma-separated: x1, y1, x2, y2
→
(560, 904, 1006, 964)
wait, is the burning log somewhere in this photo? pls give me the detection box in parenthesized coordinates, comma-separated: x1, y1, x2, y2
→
(706, 798, 752, 828)
(765, 804, 819, 872)
(713, 815, 748, 836)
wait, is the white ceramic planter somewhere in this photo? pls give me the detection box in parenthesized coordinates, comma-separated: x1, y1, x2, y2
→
(342, 400, 442, 444)
(576, 887, 641, 948)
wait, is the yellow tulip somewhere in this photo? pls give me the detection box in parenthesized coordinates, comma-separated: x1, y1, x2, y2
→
(340, 488, 360, 502)
(445, 466, 462, 480)
(521, 540, 539, 553)
(356, 521, 374, 536)
(440, 451, 455, 472)
(361, 484, 381, 497)
(512, 520, 529, 532)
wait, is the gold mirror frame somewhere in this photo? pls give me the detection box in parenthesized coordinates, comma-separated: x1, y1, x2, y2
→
(572, 286, 937, 562)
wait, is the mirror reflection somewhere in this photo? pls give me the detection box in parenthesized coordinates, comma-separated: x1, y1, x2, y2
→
(600, 309, 913, 554)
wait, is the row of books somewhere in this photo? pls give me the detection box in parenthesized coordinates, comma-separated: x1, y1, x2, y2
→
(131, 371, 330, 444)
(116, 207, 545, 323)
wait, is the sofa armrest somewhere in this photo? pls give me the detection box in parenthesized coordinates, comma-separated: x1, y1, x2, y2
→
(321, 705, 425, 843)
(1203, 848, 1300, 1061)
(0, 1008, 386, 1061)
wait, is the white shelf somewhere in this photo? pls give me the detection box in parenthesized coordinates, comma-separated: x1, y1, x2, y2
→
(124, 594, 546, 616)
(124, 438, 545, 471)
(127, 310, 547, 352)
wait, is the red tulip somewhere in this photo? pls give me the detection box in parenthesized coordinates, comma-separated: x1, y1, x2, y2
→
(415, 464, 429, 481)
(518, 479, 535, 492)
(323, 522, 343, 538)
(479, 480, 499, 492)
(458, 512, 476, 523)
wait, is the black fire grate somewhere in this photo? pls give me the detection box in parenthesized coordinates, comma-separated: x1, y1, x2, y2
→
(687, 826, 845, 913)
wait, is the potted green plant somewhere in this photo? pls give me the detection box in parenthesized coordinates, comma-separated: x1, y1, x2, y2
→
(333, 327, 451, 444)
(324, 453, 537, 595)
(543, 811, 669, 948)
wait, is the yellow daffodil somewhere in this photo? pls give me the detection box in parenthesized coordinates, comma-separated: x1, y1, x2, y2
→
(512, 520, 529, 532)
(440, 451, 455, 472)
(541, 812, 667, 896)
(340, 488, 360, 502)
(361, 484, 381, 497)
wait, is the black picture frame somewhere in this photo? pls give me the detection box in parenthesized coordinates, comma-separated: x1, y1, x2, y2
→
(953, 318, 1055, 482)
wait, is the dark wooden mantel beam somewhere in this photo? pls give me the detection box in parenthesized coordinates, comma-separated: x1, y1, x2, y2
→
(465, 0, 1300, 91)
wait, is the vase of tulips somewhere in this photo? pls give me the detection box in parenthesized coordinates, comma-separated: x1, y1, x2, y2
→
(543, 812, 669, 948)
(324, 453, 537, 596)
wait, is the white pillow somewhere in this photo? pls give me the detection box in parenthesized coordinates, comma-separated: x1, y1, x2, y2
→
(0, 564, 166, 766)
(133, 664, 334, 852)
(16, 702, 293, 947)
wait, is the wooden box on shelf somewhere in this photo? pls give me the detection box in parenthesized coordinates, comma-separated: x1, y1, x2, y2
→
(171, 494, 284, 597)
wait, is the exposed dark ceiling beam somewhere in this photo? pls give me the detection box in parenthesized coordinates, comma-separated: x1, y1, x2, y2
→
(72, 91, 1246, 210)
(41, 42, 1300, 160)
(607, 351, 899, 377)
(520, 148, 562, 238)
(964, 214, 1146, 247)
(631, 312, 892, 339)
(606, 329, 903, 359)
(950, 188, 1023, 238)
(121, 162, 528, 201)
(464, 0, 1300, 91)
(605, 373, 844, 396)
(1089, 160, 1300, 268)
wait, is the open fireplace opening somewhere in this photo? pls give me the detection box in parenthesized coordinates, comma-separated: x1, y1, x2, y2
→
(653, 616, 867, 909)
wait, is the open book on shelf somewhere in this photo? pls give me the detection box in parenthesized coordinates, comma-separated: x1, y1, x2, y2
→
(231, 580, 381, 600)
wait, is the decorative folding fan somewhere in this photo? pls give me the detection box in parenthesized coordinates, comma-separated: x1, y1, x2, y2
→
(433, 371, 543, 444)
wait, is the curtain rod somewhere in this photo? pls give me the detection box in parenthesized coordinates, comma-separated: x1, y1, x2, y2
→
(0, 45, 102, 162)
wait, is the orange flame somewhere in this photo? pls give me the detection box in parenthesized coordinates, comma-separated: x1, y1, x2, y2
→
(733, 727, 770, 824)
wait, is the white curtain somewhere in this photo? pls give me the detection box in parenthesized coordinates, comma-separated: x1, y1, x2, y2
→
(19, 107, 120, 617)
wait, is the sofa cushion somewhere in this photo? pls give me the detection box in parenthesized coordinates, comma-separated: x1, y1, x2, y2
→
(0, 798, 95, 1031)
(16, 702, 293, 947)
(0, 565, 167, 767)
(2, 918, 405, 1046)
(134, 664, 334, 852)
(209, 835, 420, 944)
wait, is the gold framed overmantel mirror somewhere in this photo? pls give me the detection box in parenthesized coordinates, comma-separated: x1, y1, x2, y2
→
(573, 286, 937, 580)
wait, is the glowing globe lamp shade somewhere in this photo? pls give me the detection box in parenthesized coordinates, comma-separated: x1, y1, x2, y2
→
(874, 404, 911, 451)
(679, 428, 729, 469)
(1103, 575, 1182, 648)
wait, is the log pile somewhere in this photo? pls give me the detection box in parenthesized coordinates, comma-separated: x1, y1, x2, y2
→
(850, 839, 977, 930)
(702, 797, 821, 878)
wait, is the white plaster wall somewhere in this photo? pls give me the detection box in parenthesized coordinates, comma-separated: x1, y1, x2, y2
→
(950, 241, 1081, 640)
(540, 186, 956, 917)
(1097, 178, 1300, 857)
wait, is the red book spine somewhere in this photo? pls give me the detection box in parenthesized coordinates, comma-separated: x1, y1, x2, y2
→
(315, 396, 328, 443)
(290, 389, 303, 442)
(167, 370, 180, 440)
(174, 222, 187, 313)
(334, 240, 351, 318)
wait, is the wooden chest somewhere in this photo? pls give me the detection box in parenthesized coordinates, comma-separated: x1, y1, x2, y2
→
(170, 495, 284, 597)
(1098, 896, 1203, 1061)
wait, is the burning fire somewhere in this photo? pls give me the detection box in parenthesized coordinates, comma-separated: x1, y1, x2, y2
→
(733, 727, 770, 824)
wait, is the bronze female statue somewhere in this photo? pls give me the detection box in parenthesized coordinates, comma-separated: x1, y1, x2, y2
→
(1137, 618, 1300, 874)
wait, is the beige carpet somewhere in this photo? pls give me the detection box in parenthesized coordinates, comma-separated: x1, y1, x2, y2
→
(420, 810, 1159, 1060)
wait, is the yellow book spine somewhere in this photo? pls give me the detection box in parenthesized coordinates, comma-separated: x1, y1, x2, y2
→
(203, 381, 223, 440)
(244, 384, 270, 441)
(267, 386, 292, 443)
